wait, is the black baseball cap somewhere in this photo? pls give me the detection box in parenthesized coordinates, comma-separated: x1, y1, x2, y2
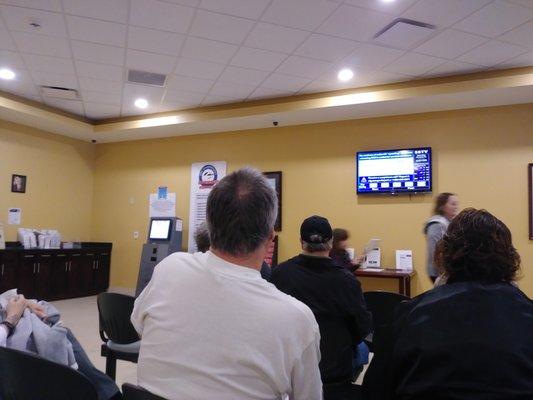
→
(300, 215, 333, 244)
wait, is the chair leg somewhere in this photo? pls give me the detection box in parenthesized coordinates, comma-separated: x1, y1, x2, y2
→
(105, 353, 117, 381)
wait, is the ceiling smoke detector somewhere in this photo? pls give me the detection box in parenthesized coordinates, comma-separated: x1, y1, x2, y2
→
(127, 69, 167, 87)
(41, 86, 79, 100)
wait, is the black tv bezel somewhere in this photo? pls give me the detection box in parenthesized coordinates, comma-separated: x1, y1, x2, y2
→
(149, 218, 173, 241)
(356, 147, 433, 195)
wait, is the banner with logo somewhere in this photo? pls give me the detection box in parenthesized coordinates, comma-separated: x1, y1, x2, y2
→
(187, 161, 227, 252)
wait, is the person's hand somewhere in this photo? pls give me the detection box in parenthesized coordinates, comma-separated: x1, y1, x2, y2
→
(353, 254, 366, 266)
(5, 295, 27, 326)
(27, 301, 47, 320)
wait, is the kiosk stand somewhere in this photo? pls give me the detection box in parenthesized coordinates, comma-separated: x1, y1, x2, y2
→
(135, 217, 183, 296)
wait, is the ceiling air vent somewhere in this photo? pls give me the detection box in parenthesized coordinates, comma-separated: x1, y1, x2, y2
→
(374, 18, 436, 50)
(41, 86, 79, 100)
(127, 69, 167, 87)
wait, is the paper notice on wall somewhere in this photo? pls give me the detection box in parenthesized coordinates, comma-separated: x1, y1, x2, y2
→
(149, 193, 176, 217)
(8, 208, 21, 225)
(187, 161, 227, 252)
(0, 223, 5, 250)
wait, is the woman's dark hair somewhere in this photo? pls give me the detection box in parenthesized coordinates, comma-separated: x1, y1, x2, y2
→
(435, 208, 520, 283)
(194, 223, 210, 253)
(434, 192, 456, 215)
(332, 228, 349, 252)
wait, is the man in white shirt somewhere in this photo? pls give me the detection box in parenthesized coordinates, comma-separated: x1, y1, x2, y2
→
(132, 167, 322, 400)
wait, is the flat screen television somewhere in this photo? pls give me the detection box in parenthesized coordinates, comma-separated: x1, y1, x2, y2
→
(149, 218, 172, 240)
(356, 147, 432, 194)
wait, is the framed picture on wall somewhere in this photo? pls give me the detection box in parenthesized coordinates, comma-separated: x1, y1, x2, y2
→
(529, 164, 533, 240)
(264, 171, 282, 231)
(11, 174, 26, 193)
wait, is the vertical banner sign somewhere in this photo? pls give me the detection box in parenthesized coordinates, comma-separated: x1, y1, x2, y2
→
(188, 161, 227, 252)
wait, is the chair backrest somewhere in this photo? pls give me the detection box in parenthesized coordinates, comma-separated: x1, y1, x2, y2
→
(97, 292, 139, 344)
(122, 383, 167, 400)
(0, 346, 97, 400)
(364, 291, 409, 330)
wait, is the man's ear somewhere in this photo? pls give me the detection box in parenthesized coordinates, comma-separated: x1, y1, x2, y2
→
(267, 230, 275, 242)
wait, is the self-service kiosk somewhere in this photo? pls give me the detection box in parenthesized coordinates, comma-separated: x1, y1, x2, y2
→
(135, 217, 183, 296)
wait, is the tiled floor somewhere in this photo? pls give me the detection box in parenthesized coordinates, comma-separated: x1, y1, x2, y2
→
(51, 294, 370, 392)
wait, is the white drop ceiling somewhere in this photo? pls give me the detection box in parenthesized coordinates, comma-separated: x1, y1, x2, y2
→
(0, 0, 532, 121)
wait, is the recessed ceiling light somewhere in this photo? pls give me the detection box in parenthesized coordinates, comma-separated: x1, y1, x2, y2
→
(337, 68, 354, 82)
(134, 98, 148, 109)
(381, 0, 396, 3)
(0, 68, 15, 80)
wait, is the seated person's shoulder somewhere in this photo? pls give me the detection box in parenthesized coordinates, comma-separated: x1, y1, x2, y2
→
(267, 286, 319, 332)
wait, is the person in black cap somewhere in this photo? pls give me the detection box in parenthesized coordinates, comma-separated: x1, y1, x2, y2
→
(270, 215, 372, 386)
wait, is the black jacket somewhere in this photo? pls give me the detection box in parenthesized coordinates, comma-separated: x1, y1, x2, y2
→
(363, 281, 533, 400)
(271, 254, 372, 383)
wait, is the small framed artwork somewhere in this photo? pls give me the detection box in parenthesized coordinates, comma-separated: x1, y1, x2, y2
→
(11, 174, 26, 194)
(264, 171, 282, 231)
(529, 164, 532, 240)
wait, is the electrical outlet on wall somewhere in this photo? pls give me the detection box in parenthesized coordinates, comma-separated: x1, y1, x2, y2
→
(133, 231, 139, 240)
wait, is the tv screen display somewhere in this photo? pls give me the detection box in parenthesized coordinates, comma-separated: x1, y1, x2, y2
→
(356, 147, 432, 194)
(149, 219, 172, 240)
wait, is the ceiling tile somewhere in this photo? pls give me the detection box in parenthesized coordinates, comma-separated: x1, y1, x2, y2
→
(414, 29, 488, 59)
(79, 77, 123, 93)
(163, 89, 205, 104)
(457, 40, 528, 66)
(166, 74, 214, 93)
(202, 94, 242, 106)
(401, 0, 492, 27)
(276, 55, 334, 79)
(230, 47, 288, 72)
(506, 0, 533, 8)
(248, 87, 294, 100)
(189, 10, 255, 45)
(374, 20, 437, 50)
(423, 60, 486, 77)
(44, 98, 84, 115)
(295, 34, 359, 62)
(219, 66, 269, 86)
(71, 41, 125, 66)
(261, 73, 312, 91)
(83, 102, 121, 119)
(299, 79, 346, 94)
(0, 49, 25, 68)
(0, 5, 66, 36)
(261, 0, 339, 31)
(66, 16, 127, 47)
(75, 60, 124, 81)
(245, 22, 309, 54)
(31, 70, 79, 88)
(344, 0, 419, 15)
(199, 0, 270, 19)
(354, 70, 411, 86)
(382, 52, 447, 76)
(122, 83, 165, 113)
(210, 81, 256, 98)
(318, 5, 392, 41)
(340, 43, 405, 69)
(62, 0, 129, 23)
(157, 102, 196, 113)
(128, 27, 185, 57)
(0, 1, 61, 12)
(163, 0, 200, 7)
(126, 49, 177, 74)
(0, 27, 16, 50)
(496, 51, 533, 68)
(174, 58, 225, 80)
(500, 21, 533, 48)
(454, 1, 533, 38)
(130, 0, 195, 34)
(11, 31, 70, 57)
(181, 37, 238, 64)
(81, 90, 122, 106)
(0, 69, 39, 96)
(22, 53, 75, 75)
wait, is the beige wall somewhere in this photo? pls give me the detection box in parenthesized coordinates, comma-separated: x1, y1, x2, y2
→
(0, 120, 95, 243)
(92, 104, 533, 297)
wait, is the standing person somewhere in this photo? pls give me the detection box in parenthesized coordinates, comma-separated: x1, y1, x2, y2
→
(364, 208, 533, 400)
(330, 228, 365, 272)
(424, 192, 459, 282)
(271, 216, 372, 386)
(132, 168, 322, 400)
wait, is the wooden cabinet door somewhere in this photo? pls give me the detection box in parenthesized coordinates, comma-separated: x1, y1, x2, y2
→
(50, 254, 69, 300)
(94, 251, 111, 293)
(0, 253, 17, 294)
(17, 254, 37, 298)
(33, 253, 53, 300)
(67, 253, 82, 297)
(77, 253, 95, 297)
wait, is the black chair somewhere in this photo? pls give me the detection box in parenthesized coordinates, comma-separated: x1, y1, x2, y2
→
(323, 381, 363, 400)
(122, 383, 167, 400)
(97, 292, 140, 380)
(0, 346, 97, 400)
(363, 291, 409, 353)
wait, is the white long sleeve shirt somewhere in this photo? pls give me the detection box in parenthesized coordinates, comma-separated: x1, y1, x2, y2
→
(132, 251, 323, 400)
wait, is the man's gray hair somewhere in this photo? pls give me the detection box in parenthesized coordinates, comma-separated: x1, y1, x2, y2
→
(302, 240, 333, 253)
(207, 167, 278, 256)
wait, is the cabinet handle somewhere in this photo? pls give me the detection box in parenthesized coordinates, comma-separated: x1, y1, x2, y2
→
(1, 264, 4, 276)
(69, 261, 72, 271)
(96, 260, 99, 270)
(65, 262, 68, 272)
(33, 263, 36, 274)
(37, 263, 40, 273)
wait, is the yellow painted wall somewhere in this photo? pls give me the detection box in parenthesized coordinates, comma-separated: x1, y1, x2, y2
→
(0, 120, 94, 242)
(92, 104, 533, 297)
